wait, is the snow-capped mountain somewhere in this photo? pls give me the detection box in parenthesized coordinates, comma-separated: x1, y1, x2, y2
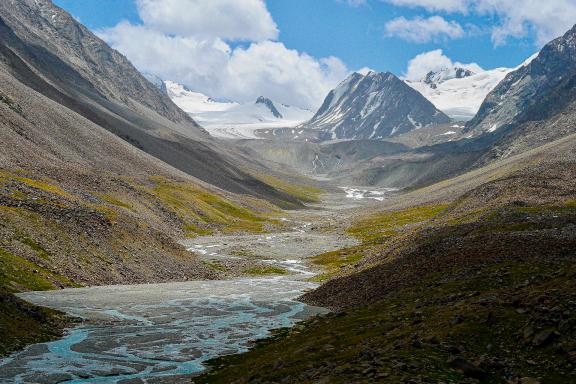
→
(465, 25, 576, 137)
(406, 66, 513, 121)
(165, 81, 313, 139)
(302, 71, 450, 140)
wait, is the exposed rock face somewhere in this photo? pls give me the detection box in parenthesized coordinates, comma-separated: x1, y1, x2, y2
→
(256, 96, 283, 119)
(465, 24, 576, 137)
(0, 0, 200, 130)
(423, 67, 474, 89)
(302, 71, 450, 140)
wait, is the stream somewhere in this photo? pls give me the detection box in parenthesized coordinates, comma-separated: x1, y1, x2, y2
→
(0, 191, 389, 383)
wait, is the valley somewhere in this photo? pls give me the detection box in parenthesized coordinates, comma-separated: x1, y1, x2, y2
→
(0, 191, 378, 383)
(0, 1, 575, 383)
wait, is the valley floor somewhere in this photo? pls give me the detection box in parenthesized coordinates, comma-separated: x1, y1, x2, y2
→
(0, 190, 382, 383)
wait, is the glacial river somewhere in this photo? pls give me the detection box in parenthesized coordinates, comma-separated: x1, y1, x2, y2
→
(0, 190, 390, 383)
(0, 276, 326, 384)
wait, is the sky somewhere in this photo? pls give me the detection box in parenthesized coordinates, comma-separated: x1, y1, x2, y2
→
(53, 0, 576, 109)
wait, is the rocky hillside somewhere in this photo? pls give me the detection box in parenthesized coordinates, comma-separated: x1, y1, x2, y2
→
(302, 71, 450, 140)
(196, 132, 576, 383)
(465, 24, 576, 140)
(0, 0, 201, 133)
(0, 0, 303, 207)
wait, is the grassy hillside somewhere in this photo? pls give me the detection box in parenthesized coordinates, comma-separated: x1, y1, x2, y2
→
(195, 162, 576, 383)
(0, 167, 295, 356)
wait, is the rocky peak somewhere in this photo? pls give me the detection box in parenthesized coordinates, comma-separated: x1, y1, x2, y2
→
(424, 67, 475, 89)
(255, 96, 283, 119)
(465, 23, 576, 136)
(301, 71, 450, 140)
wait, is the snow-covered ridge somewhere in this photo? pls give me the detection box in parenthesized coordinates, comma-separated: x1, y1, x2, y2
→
(164, 81, 313, 139)
(406, 66, 513, 121)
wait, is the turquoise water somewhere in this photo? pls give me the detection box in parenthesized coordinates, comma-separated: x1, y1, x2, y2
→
(0, 277, 324, 383)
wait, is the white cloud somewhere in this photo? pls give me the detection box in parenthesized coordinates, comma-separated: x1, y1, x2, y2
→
(135, 0, 278, 41)
(404, 49, 482, 80)
(98, 0, 350, 109)
(473, 0, 576, 46)
(381, 0, 576, 46)
(99, 22, 348, 109)
(356, 67, 376, 75)
(385, 16, 465, 43)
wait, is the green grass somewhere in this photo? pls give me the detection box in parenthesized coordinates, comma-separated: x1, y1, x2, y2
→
(203, 261, 228, 272)
(0, 288, 71, 356)
(147, 176, 278, 236)
(95, 193, 133, 210)
(348, 204, 449, 244)
(244, 266, 288, 275)
(311, 204, 449, 280)
(254, 173, 323, 203)
(0, 248, 72, 292)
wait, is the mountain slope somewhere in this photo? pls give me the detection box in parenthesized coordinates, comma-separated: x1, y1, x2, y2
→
(0, 0, 303, 207)
(406, 66, 513, 121)
(196, 128, 576, 384)
(466, 25, 576, 138)
(301, 71, 450, 140)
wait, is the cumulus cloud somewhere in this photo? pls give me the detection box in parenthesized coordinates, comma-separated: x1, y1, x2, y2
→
(99, 26, 348, 109)
(385, 16, 464, 43)
(381, 0, 576, 46)
(404, 49, 482, 81)
(99, 0, 350, 109)
(135, 0, 278, 41)
(474, 0, 576, 46)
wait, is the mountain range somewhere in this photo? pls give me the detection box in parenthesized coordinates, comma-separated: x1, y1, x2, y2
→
(164, 81, 313, 139)
(1, 1, 576, 381)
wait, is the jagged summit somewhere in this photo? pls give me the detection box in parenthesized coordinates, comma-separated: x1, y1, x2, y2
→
(465, 23, 576, 136)
(423, 67, 475, 89)
(255, 96, 283, 119)
(302, 71, 450, 140)
(406, 65, 512, 121)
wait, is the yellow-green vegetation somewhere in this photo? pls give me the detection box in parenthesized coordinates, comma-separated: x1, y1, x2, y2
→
(147, 176, 280, 237)
(311, 204, 449, 280)
(348, 204, 449, 244)
(244, 266, 288, 275)
(254, 173, 323, 203)
(95, 193, 133, 210)
(309, 247, 366, 282)
(0, 248, 74, 292)
(202, 261, 228, 272)
(13, 176, 71, 199)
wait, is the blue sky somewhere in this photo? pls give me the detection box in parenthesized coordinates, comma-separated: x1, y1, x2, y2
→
(53, 0, 574, 108)
(54, 0, 537, 73)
